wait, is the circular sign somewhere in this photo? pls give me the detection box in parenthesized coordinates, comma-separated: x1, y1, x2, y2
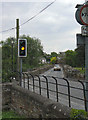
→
(75, 4, 88, 26)
(80, 4, 88, 26)
(75, 7, 84, 25)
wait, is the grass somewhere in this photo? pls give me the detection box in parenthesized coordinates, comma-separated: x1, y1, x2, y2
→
(70, 108, 88, 120)
(2, 110, 25, 119)
(74, 67, 85, 74)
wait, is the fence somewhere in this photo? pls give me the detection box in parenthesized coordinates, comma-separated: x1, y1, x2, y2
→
(14, 71, 88, 111)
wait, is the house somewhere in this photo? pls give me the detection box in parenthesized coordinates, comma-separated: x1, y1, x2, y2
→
(40, 57, 46, 64)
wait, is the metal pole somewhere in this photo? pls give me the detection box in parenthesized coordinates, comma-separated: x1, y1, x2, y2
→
(85, 37, 88, 111)
(16, 19, 19, 72)
(11, 38, 14, 81)
(20, 58, 22, 81)
(85, 1, 88, 111)
(12, 42, 13, 72)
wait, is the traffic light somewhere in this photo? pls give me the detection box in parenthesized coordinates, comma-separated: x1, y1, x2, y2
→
(18, 39, 27, 57)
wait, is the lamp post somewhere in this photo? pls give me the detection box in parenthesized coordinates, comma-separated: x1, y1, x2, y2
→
(11, 38, 14, 73)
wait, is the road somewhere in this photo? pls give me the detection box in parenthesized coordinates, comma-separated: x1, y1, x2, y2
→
(22, 64, 85, 110)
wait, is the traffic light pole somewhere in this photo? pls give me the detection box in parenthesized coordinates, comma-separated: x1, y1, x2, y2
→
(20, 58, 22, 82)
(20, 58, 22, 73)
(16, 19, 19, 73)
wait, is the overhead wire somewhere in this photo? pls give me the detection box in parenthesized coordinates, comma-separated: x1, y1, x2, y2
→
(20, 0, 56, 26)
(0, 27, 16, 33)
(0, 0, 56, 33)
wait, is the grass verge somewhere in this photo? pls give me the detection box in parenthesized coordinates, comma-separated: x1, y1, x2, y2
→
(74, 67, 85, 74)
(2, 110, 25, 119)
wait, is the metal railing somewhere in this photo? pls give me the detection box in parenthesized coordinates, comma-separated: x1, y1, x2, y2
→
(15, 72, 88, 111)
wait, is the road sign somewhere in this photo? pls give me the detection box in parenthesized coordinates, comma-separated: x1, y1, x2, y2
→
(75, 5, 84, 25)
(80, 4, 88, 26)
(81, 25, 88, 36)
(76, 34, 85, 46)
(75, 4, 88, 26)
(18, 39, 27, 57)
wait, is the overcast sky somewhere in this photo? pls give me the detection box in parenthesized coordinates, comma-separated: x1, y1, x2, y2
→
(0, 0, 86, 54)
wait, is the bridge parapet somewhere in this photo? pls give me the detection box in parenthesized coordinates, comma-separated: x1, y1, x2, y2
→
(2, 83, 71, 118)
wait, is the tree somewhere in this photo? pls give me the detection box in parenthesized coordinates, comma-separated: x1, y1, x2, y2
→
(51, 52, 58, 57)
(1, 37, 17, 82)
(1, 35, 44, 82)
(65, 50, 77, 67)
(20, 35, 43, 69)
(64, 46, 85, 67)
(43, 53, 51, 62)
(75, 46, 85, 67)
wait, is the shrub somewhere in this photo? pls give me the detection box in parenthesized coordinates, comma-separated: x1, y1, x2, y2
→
(50, 57, 57, 64)
(70, 109, 88, 120)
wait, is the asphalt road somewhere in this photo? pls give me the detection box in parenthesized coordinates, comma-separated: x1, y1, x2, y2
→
(22, 64, 86, 110)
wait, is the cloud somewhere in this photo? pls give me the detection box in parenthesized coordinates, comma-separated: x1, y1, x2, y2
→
(1, 0, 84, 53)
(2, 0, 56, 2)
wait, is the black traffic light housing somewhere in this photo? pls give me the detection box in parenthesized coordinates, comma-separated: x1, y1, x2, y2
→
(18, 39, 27, 57)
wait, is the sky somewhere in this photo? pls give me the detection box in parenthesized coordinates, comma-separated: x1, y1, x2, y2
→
(0, 0, 87, 54)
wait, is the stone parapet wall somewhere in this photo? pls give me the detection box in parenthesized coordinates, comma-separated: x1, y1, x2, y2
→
(2, 83, 12, 110)
(27, 64, 54, 75)
(15, 64, 54, 84)
(62, 65, 84, 80)
(2, 83, 71, 118)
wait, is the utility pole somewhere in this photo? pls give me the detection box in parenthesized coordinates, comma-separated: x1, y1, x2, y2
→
(16, 19, 19, 73)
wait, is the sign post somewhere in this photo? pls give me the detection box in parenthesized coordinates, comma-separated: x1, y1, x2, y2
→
(85, 37, 88, 111)
(75, 2, 88, 111)
(81, 25, 88, 36)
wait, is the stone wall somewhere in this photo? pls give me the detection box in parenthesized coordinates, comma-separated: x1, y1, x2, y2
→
(2, 83, 71, 119)
(27, 64, 54, 76)
(2, 83, 12, 110)
(63, 65, 84, 80)
(15, 64, 54, 84)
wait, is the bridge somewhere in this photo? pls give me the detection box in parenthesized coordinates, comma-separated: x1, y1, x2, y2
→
(2, 64, 88, 119)
(15, 65, 88, 111)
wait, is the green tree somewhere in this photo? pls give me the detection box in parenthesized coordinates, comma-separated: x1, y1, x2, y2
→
(64, 46, 85, 67)
(1, 37, 17, 82)
(75, 46, 85, 67)
(51, 52, 58, 57)
(1, 35, 43, 82)
(43, 53, 51, 62)
(20, 35, 43, 70)
(65, 50, 77, 67)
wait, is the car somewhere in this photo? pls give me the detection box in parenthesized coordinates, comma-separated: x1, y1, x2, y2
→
(53, 66, 61, 71)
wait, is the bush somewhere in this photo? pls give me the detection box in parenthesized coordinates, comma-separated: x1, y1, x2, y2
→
(70, 109, 88, 120)
(50, 57, 57, 64)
